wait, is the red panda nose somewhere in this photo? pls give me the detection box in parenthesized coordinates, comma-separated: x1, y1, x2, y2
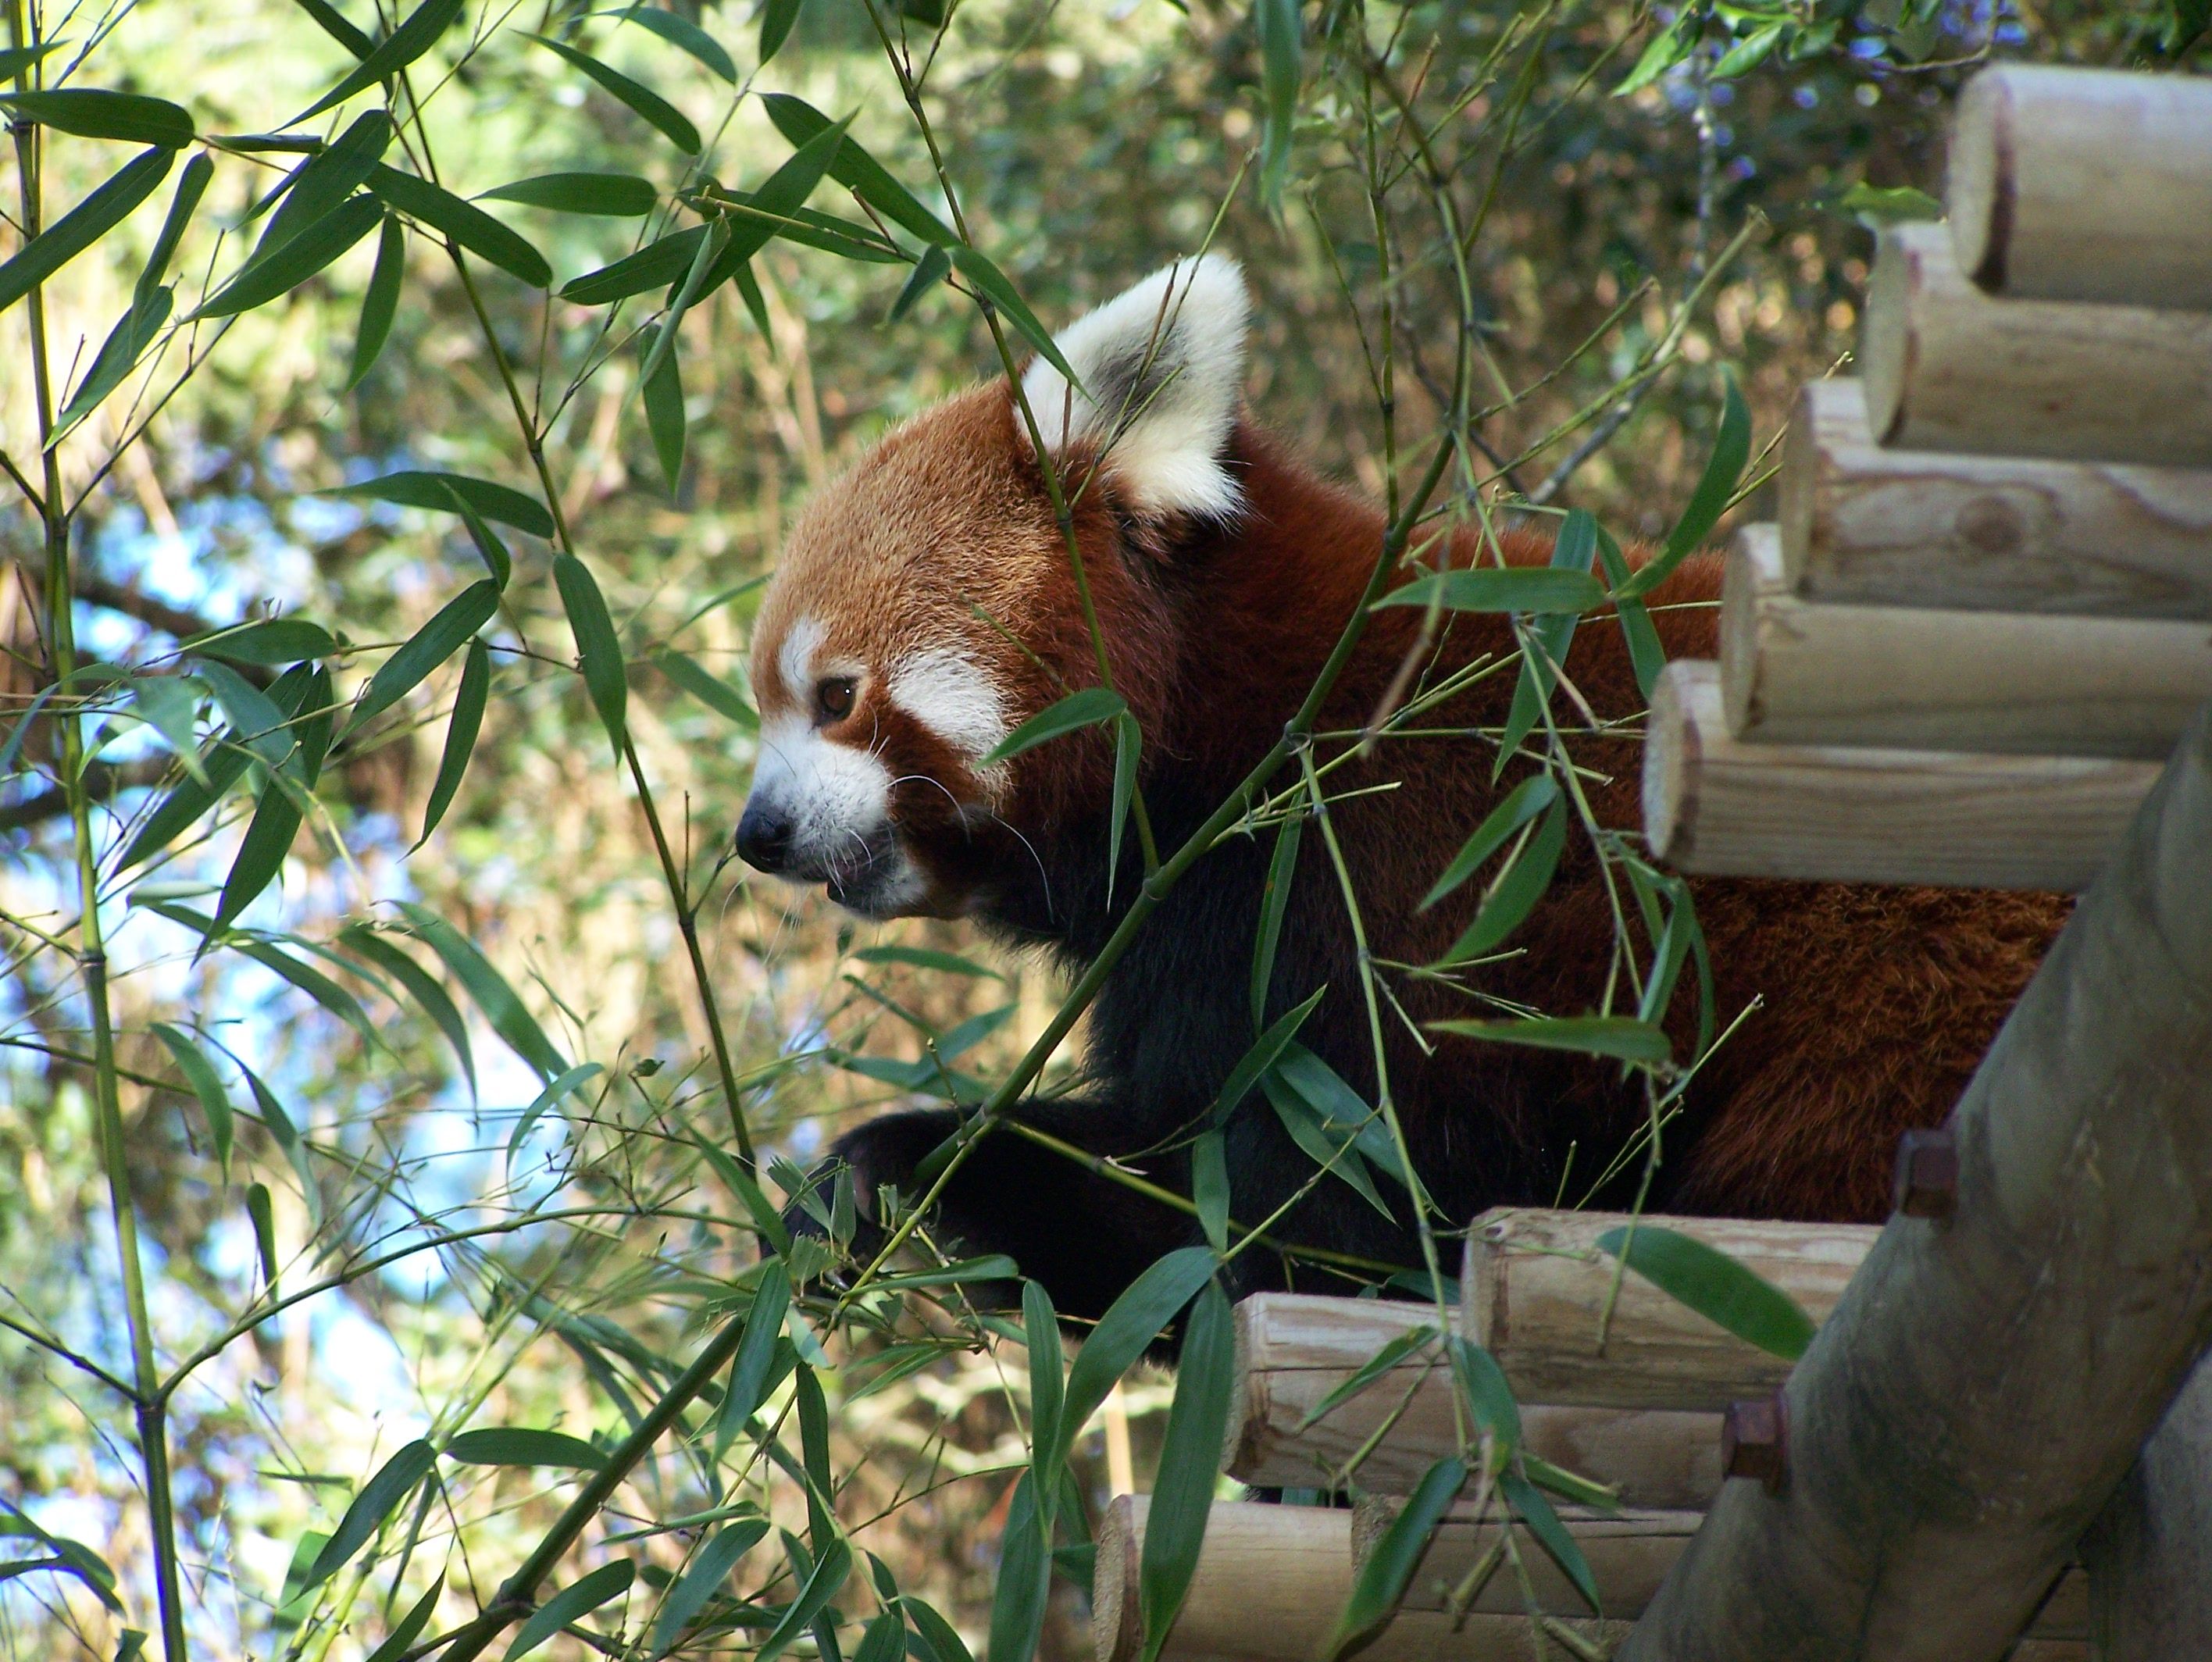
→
(735, 802, 794, 873)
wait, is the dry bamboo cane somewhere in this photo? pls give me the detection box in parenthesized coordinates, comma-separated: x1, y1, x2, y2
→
(1948, 65, 2212, 310)
(1778, 379, 2212, 619)
(1861, 223, 2212, 469)
(1643, 658, 2157, 891)
(1618, 697, 2212, 1661)
(1721, 522, 2212, 759)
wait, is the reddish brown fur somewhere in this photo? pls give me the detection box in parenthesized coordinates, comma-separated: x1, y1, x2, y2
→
(762, 379, 2066, 1236)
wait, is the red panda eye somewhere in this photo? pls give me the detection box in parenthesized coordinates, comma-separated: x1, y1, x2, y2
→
(815, 676, 856, 722)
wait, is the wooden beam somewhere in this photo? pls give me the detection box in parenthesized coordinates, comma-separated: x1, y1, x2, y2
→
(1861, 223, 2212, 469)
(1948, 66, 2212, 310)
(1094, 1497, 2088, 1662)
(1617, 701, 2212, 1661)
(1643, 658, 2156, 890)
(1723, 523, 2212, 759)
(1778, 378, 2212, 619)
(1463, 1207, 1872, 1410)
(2079, 1355, 2212, 1657)
(1225, 1291, 1723, 1507)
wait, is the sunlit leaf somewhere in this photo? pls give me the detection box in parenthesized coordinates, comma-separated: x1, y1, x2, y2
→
(758, 0, 801, 62)
(560, 225, 705, 304)
(554, 552, 627, 754)
(304, 1440, 436, 1589)
(329, 469, 554, 537)
(505, 1561, 632, 1660)
(347, 580, 498, 732)
(348, 216, 405, 389)
(526, 33, 699, 155)
(365, 1575, 444, 1662)
(1614, 10, 1693, 97)
(984, 687, 1124, 764)
(0, 147, 173, 315)
(447, 1428, 606, 1469)
(152, 1022, 234, 1174)
(949, 244, 1082, 387)
(890, 244, 950, 320)
(297, 0, 464, 123)
(418, 636, 488, 843)
(371, 165, 551, 287)
(185, 619, 336, 665)
(480, 171, 657, 216)
(195, 191, 382, 316)
(762, 95, 956, 246)
(0, 90, 192, 148)
(252, 110, 392, 266)
(608, 5, 737, 81)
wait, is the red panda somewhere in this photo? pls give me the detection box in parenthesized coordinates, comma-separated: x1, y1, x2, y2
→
(737, 255, 2065, 1318)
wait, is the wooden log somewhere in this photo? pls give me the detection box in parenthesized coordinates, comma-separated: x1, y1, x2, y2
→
(1616, 700, 2212, 1661)
(1778, 378, 2212, 619)
(2079, 1353, 2212, 1657)
(1464, 1207, 1874, 1411)
(1722, 522, 2212, 759)
(1860, 222, 2212, 469)
(1226, 1291, 1723, 1507)
(1094, 1496, 2089, 1662)
(1948, 66, 2212, 310)
(1643, 658, 2157, 891)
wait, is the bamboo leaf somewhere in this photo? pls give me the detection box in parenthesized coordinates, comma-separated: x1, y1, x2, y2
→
(714, 1262, 791, 1453)
(1596, 1223, 1815, 1359)
(365, 1575, 444, 1662)
(987, 1477, 1051, 1662)
(1593, 525, 1667, 700)
(370, 165, 551, 287)
(1107, 712, 1139, 899)
(252, 109, 391, 266)
(1250, 813, 1303, 1027)
(558, 225, 705, 304)
(1254, 0, 1301, 211)
(346, 580, 498, 733)
(290, 0, 372, 59)
(554, 551, 628, 754)
(195, 191, 382, 316)
(480, 171, 657, 216)
(1614, 10, 1693, 96)
(152, 1022, 234, 1174)
(641, 1524, 765, 1655)
(418, 636, 488, 843)
(755, 1536, 851, 1662)
(1324, 1457, 1465, 1658)
(297, 0, 464, 123)
(653, 647, 756, 729)
(339, 926, 476, 1093)
(526, 33, 699, 155)
(854, 1612, 906, 1662)
(1430, 1015, 1672, 1064)
(758, 0, 801, 62)
(329, 469, 554, 537)
(1057, 1246, 1215, 1463)
(1438, 797, 1568, 964)
(949, 245, 1082, 387)
(1024, 1281, 1064, 1515)
(185, 619, 337, 665)
(1614, 373, 1750, 601)
(1265, 1065, 1390, 1219)
(347, 216, 405, 389)
(851, 944, 1001, 979)
(1192, 1129, 1229, 1253)
(889, 244, 950, 320)
(0, 42, 65, 81)
(446, 1428, 606, 1469)
(1295, 1325, 1439, 1429)
(640, 321, 686, 489)
(1500, 1471, 1600, 1614)
(394, 899, 569, 1080)
(503, 1560, 631, 1660)
(1447, 1334, 1522, 1446)
(1137, 1279, 1234, 1662)
(507, 1063, 603, 1169)
(608, 5, 736, 80)
(692, 118, 851, 294)
(761, 94, 956, 245)
(1711, 20, 1786, 77)
(0, 89, 192, 148)
(0, 147, 173, 315)
(903, 1597, 976, 1662)
(49, 284, 172, 444)
(246, 1182, 280, 1291)
(211, 774, 305, 933)
(305, 1440, 436, 1589)
(1375, 565, 1604, 615)
(1210, 985, 1325, 1126)
(983, 687, 1124, 764)
(1419, 775, 1558, 912)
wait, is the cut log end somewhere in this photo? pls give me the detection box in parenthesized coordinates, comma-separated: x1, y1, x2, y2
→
(1642, 661, 1703, 868)
(1947, 69, 2011, 290)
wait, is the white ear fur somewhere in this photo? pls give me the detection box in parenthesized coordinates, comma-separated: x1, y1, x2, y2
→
(1019, 254, 1250, 520)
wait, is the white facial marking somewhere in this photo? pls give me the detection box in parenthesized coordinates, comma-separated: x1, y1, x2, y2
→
(778, 615, 826, 705)
(751, 713, 893, 860)
(888, 648, 1011, 765)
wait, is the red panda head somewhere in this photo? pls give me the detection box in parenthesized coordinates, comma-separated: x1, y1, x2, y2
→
(738, 255, 1250, 918)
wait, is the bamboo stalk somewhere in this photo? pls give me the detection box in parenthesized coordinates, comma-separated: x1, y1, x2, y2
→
(1778, 379, 2212, 619)
(1618, 698, 2212, 1661)
(1949, 66, 2212, 309)
(1722, 523, 2212, 759)
(1643, 659, 2157, 891)
(1224, 1292, 1725, 1507)
(1463, 1207, 1874, 1411)
(1861, 223, 2212, 469)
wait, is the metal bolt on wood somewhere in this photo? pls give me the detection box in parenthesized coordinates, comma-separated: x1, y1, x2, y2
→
(1721, 1393, 1789, 1493)
(1893, 1126, 1960, 1219)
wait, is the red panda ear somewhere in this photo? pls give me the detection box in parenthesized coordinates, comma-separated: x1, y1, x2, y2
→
(1017, 254, 1249, 522)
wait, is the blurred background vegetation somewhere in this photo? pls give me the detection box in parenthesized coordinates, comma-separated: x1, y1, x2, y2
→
(1, 0, 2200, 1656)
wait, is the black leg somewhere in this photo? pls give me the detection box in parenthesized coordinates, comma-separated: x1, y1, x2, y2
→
(820, 1097, 1198, 1323)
